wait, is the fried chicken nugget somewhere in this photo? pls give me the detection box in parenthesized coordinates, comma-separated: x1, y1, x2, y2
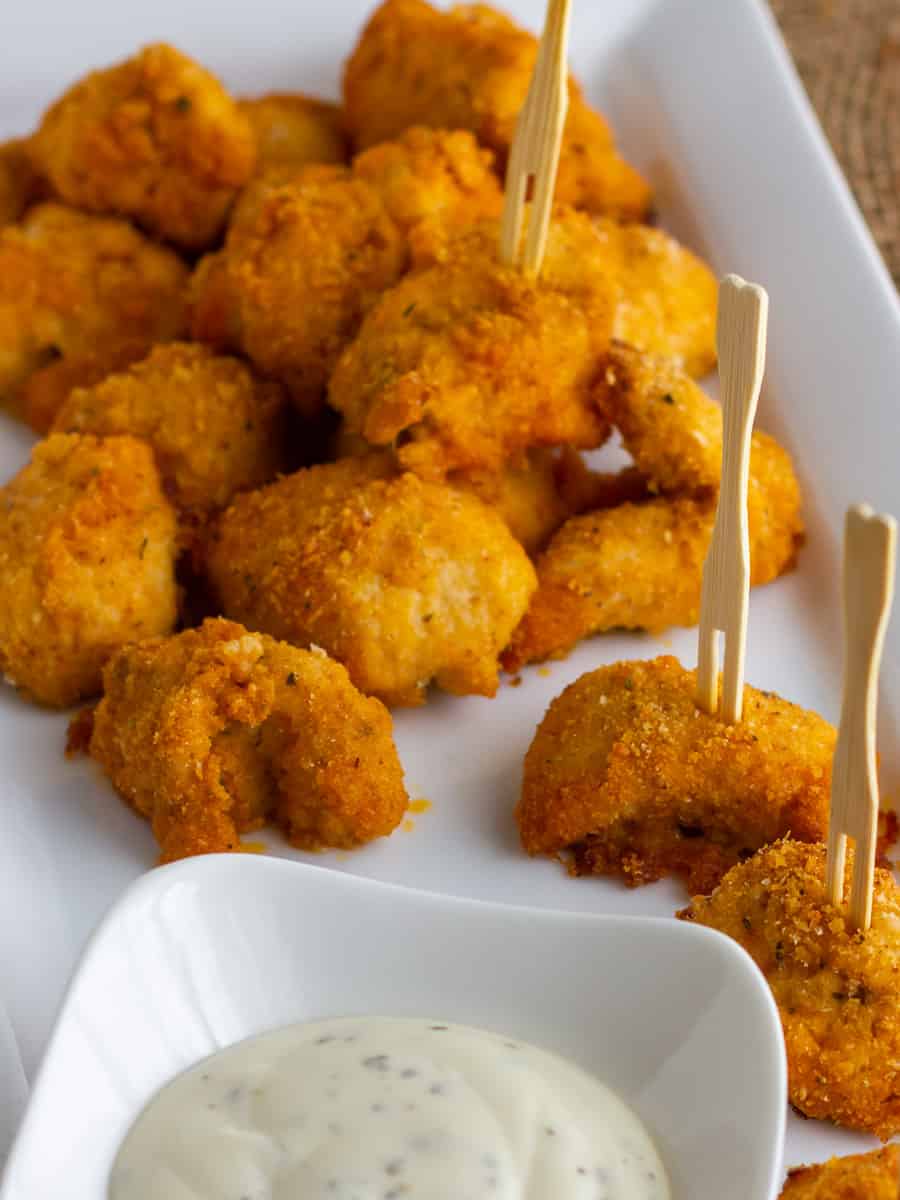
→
(51, 343, 287, 525)
(0, 433, 178, 708)
(87, 617, 408, 862)
(503, 356, 804, 667)
(0, 203, 187, 403)
(594, 222, 718, 378)
(20, 340, 153, 435)
(190, 164, 406, 415)
(238, 93, 347, 171)
(329, 212, 613, 479)
(780, 1147, 900, 1198)
(519, 657, 833, 894)
(0, 139, 44, 228)
(343, 0, 650, 220)
(205, 455, 537, 706)
(29, 44, 256, 250)
(680, 841, 900, 1139)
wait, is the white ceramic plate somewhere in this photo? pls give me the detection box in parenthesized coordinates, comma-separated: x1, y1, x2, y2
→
(0, 855, 787, 1200)
(2, 0, 900, 1178)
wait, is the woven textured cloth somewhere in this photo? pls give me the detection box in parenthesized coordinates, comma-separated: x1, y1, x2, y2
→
(770, 0, 900, 286)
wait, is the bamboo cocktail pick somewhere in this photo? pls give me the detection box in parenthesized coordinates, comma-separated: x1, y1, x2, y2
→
(499, 0, 571, 278)
(695, 275, 769, 723)
(826, 504, 896, 931)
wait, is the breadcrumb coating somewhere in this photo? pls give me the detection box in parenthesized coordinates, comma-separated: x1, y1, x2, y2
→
(0, 203, 187, 403)
(0, 434, 178, 707)
(343, 0, 651, 219)
(0, 139, 44, 228)
(51, 342, 287, 525)
(594, 221, 718, 377)
(87, 618, 408, 862)
(329, 212, 614, 478)
(238, 92, 347, 171)
(205, 455, 537, 706)
(30, 44, 256, 249)
(680, 840, 900, 1139)
(780, 1146, 900, 1198)
(519, 657, 833, 893)
(191, 128, 501, 415)
(503, 431, 802, 668)
(21, 340, 153, 435)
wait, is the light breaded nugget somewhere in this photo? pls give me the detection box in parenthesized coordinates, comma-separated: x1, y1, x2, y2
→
(519, 658, 833, 894)
(205, 456, 537, 706)
(0, 203, 187, 403)
(51, 343, 287, 525)
(29, 44, 256, 249)
(594, 223, 718, 377)
(190, 164, 406, 415)
(680, 841, 900, 1138)
(238, 93, 347, 171)
(503, 428, 803, 668)
(87, 618, 408, 862)
(0, 433, 178, 707)
(343, 0, 650, 220)
(0, 139, 44, 228)
(780, 1147, 900, 1198)
(329, 212, 613, 479)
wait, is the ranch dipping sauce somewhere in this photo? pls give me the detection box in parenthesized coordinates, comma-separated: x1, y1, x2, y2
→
(110, 1017, 669, 1199)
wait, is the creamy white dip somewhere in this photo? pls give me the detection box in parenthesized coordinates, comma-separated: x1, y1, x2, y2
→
(110, 1017, 669, 1199)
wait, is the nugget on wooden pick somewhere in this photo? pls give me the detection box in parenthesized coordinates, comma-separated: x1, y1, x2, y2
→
(343, 0, 650, 219)
(0, 433, 178, 707)
(30, 44, 256, 249)
(87, 618, 408, 862)
(205, 455, 537, 706)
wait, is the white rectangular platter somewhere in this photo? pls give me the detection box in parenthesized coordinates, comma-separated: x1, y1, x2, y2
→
(3, 0, 900, 1181)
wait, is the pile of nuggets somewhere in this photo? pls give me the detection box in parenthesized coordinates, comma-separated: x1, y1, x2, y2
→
(0, 4, 897, 1184)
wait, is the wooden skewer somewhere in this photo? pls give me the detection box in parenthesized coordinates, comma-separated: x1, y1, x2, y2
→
(695, 275, 769, 723)
(499, 0, 571, 278)
(826, 504, 896, 931)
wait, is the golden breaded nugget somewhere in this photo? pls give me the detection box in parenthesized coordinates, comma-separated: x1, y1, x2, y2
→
(0, 203, 187, 403)
(353, 125, 502, 239)
(0, 139, 44, 228)
(238, 92, 347, 171)
(88, 618, 408, 862)
(191, 164, 406, 415)
(594, 221, 717, 377)
(519, 658, 833, 894)
(680, 841, 900, 1138)
(205, 456, 536, 706)
(503, 427, 803, 668)
(780, 1147, 900, 1198)
(597, 343, 725, 495)
(329, 212, 613, 479)
(21, 340, 153, 434)
(30, 44, 256, 249)
(0, 433, 178, 707)
(52, 343, 287, 524)
(343, 0, 650, 219)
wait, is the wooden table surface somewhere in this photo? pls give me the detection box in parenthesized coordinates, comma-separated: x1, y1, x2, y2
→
(770, 0, 900, 287)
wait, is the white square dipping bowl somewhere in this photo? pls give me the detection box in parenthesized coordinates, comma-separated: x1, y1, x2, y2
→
(1, 856, 786, 1200)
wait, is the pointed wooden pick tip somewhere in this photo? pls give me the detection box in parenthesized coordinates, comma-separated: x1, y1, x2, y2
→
(848, 503, 897, 536)
(719, 273, 767, 303)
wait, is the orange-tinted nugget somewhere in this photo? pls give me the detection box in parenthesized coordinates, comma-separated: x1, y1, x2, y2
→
(780, 1146, 900, 1199)
(0, 139, 44, 228)
(519, 657, 833, 894)
(88, 618, 408, 862)
(238, 92, 347, 171)
(343, 0, 650, 219)
(30, 44, 256, 249)
(0, 434, 178, 707)
(681, 841, 900, 1139)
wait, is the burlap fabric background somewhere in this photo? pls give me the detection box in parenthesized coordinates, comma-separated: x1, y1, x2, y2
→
(770, 0, 900, 287)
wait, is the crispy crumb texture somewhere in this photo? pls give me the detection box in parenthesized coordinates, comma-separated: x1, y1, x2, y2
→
(681, 841, 900, 1139)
